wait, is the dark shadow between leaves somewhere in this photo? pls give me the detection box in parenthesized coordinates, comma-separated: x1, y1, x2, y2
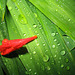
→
(2, 47, 28, 58)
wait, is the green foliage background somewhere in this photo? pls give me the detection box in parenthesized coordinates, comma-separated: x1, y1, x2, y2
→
(0, 0, 75, 75)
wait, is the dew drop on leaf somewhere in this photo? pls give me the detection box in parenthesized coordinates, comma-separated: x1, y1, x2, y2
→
(52, 45, 56, 48)
(41, 65, 45, 71)
(58, 43, 60, 46)
(25, 71, 30, 74)
(61, 64, 64, 68)
(47, 66, 51, 70)
(33, 51, 36, 54)
(66, 66, 70, 70)
(43, 44, 45, 46)
(18, 15, 27, 25)
(68, 19, 71, 21)
(33, 24, 37, 28)
(60, 51, 66, 56)
(54, 39, 57, 42)
(9, 7, 12, 10)
(66, 59, 69, 63)
(54, 55, 56, 58)
(43, 55, 49, 62)
(37, 43, 39, 46)
(23, 33, 26, 36)
(12, 0, 16, 2)
(29, 69, 31, 71)
(34, 72, 37, 75)
(34, 13, 37, 17)
(51, 33, 56, 36)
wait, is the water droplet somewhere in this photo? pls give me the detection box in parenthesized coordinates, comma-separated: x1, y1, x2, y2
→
(14, 14, 15, 16)
(34, 72, 37, 74)
(58, 43, 60, 46)
(34, 13, 37, 17)
(29, 69, 31, 71)
(18, 15, 27, 25)
(54, 39, 57, 42)
(54, 55, 56, 58)
(66, 59, 69, 63)
(47, 66, 51, 70)
(43, 44, 45, 46)
(56, 9, 58, 11)
(59, 57, 61, 60)
(12, 0, 16, 2)
(30, 57, 32, 60)
(41, 65, 45, 70)
(33, 51, 36, 54)
(56, 32, 58, 34)
(58, 61, 60, 63)
(68, 19, 71, 21)
(67, 37, 69, 38)
(43, 55, 49, 62)
(37, 43, 39, 46)
(61, 64, 64, 68)
(23, 33, 26, 36)
(58, 72, 60, 74)
(9, 7, 12, 10)
(52, 45, 55, 48)
(60, 51, 66, 56)
(33, 24, 37, 28)
(19, 0, 21, 2)
(51, 33, 56, 36)
(67, 42, 69, 44)
(66, 66, 70, 70)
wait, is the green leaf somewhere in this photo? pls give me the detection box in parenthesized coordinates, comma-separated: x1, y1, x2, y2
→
(6, 0, 75, 75)
(29, 0, 75, 40)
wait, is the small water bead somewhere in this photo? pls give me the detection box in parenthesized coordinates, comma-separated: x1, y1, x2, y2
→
(68, 19, 71, 21)
(30, 57, 32, 60)
(19, 0, 22, 2)
(58, 61, 60, 63)
(54, 39, 57, 42)
(14, 14, 15, 16)
(52, 45, 56, 48)
(23, 33, 26, 36)
(34, 13, 37, 17)
(43, 55, 49, 62)
(37, 34, 39, 35)
(56, 32, 58, 35)
(58, 43, 60, 46)
(29, 69, 31, 71)
(33, 51, 36, 54)
(61, 64, 64, 68)
(54, 55, 56, 58)
(18, 15, 27, 25)
(66, 59, 69, 63)
(34, 72, 37, 75)
(25, 71, 29, 74)
(56, 9, 58, 11)
(41, 65, 45, 70)
(43, 44, 46, 46)
(59, 57, 61, 60)
(67, 37, 69, 38)
(45, 50, 48, 52)
(66, 66, 70, 70)
(12, 0, 16, 2)
(18, 3, 19, 5)
(61, 51, 66, 56)
(47, 66, 51, 70)
(33, 25, 37, 28)
(67, 42, 69, 44)
(9, 7, 12, 10)
(37, 43, 39, 46)
(51, 33, 56, 36)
